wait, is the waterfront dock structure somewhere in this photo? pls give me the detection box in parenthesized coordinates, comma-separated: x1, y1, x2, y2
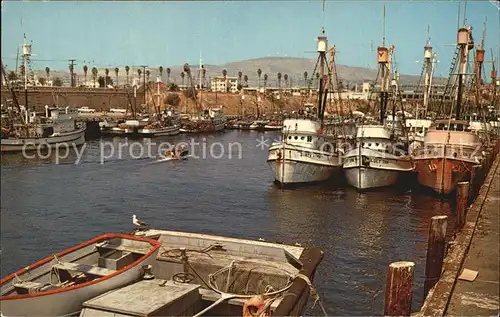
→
(384, 145, 500, 316)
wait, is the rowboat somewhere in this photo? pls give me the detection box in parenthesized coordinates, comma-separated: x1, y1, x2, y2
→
(0, 233, 160, 316)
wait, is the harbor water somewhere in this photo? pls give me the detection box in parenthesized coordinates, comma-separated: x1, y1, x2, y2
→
(0, 130, 455, 315)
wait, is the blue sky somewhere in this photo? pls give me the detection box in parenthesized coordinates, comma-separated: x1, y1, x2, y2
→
(1, 0, 499, 78)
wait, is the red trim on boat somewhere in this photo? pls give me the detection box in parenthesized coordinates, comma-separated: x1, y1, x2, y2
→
(0, 233, 160, 300)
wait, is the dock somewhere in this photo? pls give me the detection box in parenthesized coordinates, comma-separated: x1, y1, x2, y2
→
(384, 147, 500, 316)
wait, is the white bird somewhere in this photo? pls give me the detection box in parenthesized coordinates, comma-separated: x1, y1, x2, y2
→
(132, 214, 148, 228)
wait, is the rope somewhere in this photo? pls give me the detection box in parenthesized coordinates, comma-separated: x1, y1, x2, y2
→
(295, 273, 328, 316)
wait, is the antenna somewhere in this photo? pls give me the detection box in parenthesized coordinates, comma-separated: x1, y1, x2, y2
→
(463, 0, 468, 25)
(457, 2, 461, 29)
(382, 4, 386, 47)
(321, 0, 325, 30)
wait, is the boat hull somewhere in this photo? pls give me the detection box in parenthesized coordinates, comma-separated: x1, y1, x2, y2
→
(267, 145, 341, 184)
(414, 157, 475, 195)
(343, 148, 413, 190)
(1, 128, 86, 153)
(0, 234, 160, 317)
(138, 126, 180, 137)
(344, 167, 401, 190)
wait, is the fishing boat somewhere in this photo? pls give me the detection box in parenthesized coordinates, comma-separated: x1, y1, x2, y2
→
(0, 233, 160, 317)
(78, 227, 324, 317)
(179, 63, 226, 133)
(180, 108, 226, 133)
(138, 109, 181, 137)
(267, 28, 342, 185)
(1, 43, 86, 153)
(343, 19, 413, 190)
(413, 25, 486, 195)
(407, 37, 436, 152)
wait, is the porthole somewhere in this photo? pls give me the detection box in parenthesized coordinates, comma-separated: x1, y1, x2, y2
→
(376, 143, 379, 146)
(301, 136, 305, 140)
(288, 136, 292, 139)
(294, 136, 298, 140)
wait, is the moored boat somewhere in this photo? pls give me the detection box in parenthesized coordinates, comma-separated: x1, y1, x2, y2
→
(413, 120, 484, 194)
(78, 227, 324, 317)
(0, 233, 160, 317)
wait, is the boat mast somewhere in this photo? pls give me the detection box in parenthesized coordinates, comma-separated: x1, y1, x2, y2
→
(377, 5, 390, 125)
(455, 25, 473, 120)
(473, 19, 486, 118)
(491, 50, 498, 111)
(22, 34, 31, 112)
(199, 53, 203, 109)
(422, 26, 435, 119)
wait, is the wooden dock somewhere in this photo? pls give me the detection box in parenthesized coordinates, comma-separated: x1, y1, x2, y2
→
(382, 143, 500, 316)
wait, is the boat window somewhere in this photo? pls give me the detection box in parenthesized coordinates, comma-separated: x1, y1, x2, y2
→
(294, 136, 298, 140)
(368, 143, 372, 147)
(375, 143, 379, 147)
(301, 136, 305, 140)
(362, 143, 365, 147)
(288, 136, 292, 139)
(307, 136, 312, 142)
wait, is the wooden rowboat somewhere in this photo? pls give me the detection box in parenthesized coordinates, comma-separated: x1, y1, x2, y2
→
(0, 233, 160, 317)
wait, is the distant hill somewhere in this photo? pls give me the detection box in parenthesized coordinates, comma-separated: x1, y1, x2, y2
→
(29, 56, 447, 86)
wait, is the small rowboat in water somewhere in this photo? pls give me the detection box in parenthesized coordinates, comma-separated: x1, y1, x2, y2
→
(0, 233, 160, 317)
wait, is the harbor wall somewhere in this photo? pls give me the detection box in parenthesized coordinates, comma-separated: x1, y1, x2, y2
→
(1, 87, 378, 115)
(0, 87, 143, 112)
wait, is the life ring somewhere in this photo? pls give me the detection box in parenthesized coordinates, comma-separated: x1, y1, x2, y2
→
(242, 295, 271, 317)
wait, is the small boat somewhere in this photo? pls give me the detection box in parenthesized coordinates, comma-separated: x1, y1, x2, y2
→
(78, 228, 324, 317)
(159, 147, 189, 161)
(0, 233, 160, 317)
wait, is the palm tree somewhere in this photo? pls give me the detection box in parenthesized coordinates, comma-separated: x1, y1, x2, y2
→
(243, 74, 248, 86)
(104, 68, 109, 86)
(202, 68, 206, 88)
(315, 72, 320, 87)
(284, 74, 288, 89)
(45, 66, 50, 81)
(263, 73, 268, 91)
(125, 65, 130, 86)
(69, 64, 74, 87)
(222, 69, 228, 93)
(83, 65, 88, 84)
(257, 68, 262, 89)
(114, 67, 119, 86)
(180, 72, 185, 86)
(145, 70, 151, 86)
(159, 66, 163, 81)
(137, 68, 142, 86)
(303, 71, 308, 88)
(277, 72, 282, 89)
(166, 67, 171, 83)
(237, 71, 242, 84)
(91, 67, 98, 87)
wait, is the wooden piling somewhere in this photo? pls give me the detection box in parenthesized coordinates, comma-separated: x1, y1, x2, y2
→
(456, 182, 469, 230)
(469, 165, 481, 203)
(424, 215, 448, 299)
(384, 261, 415, 316)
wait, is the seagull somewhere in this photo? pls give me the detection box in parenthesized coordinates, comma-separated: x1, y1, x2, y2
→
(132, 214, 148, 229)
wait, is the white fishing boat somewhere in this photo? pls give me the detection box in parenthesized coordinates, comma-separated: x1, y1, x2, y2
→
(343, 26, 413, 190)
(268, 116, 341, 184)
(343, 125, 413, 189)
(1, 40, 86, 153)
(267, 29, 342, 185)
(0, 233, 160, 317)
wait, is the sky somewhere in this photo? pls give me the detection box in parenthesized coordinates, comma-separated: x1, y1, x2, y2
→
(1, 0, 499, 79)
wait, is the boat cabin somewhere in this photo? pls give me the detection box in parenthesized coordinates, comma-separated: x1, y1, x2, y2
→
(430, 120, 472, 132)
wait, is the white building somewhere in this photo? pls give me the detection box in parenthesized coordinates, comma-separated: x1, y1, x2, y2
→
(210, 76, 239, 93)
